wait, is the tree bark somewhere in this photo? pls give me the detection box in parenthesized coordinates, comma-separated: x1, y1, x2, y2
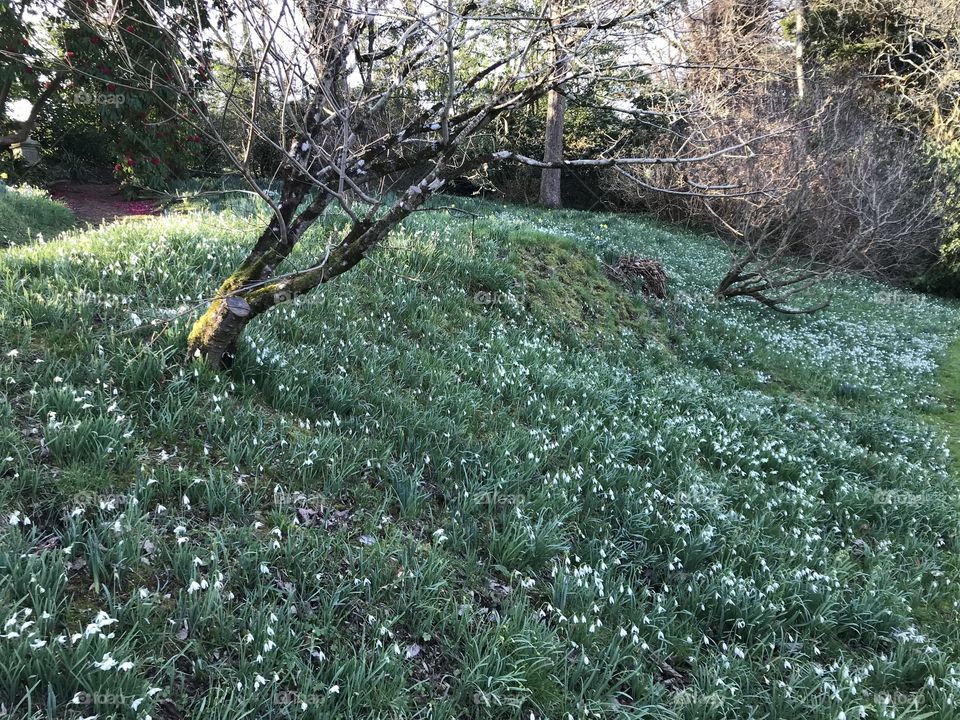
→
(187, 296, 251, 367)
(539, 86, 566, 208)
(538, 1, 566, 209)
(794, 0, 808, 101)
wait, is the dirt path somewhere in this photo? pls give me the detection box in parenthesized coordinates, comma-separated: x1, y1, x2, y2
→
(48, 182, 158, 225)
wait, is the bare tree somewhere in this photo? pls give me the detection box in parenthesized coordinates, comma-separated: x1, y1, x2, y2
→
(23, 0, 778, 366)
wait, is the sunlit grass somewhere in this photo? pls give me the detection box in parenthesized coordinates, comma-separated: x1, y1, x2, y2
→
(0, 185, 75, 247)
(1, 192, 959, 719)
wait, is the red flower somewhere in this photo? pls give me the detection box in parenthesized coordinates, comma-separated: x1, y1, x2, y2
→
(126, 24, 135, 33)
(107, 83, 116, 91)
(126, 158, 135, 166)
(66, 51, 74, 58)
(151, 157, 160, 165)
(90, 36, 100, 44)
(114, 163, 122, 173)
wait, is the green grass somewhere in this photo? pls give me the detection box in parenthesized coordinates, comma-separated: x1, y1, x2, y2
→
(0, 185, 75, 247)
(929, 337, 960, 476)
(2, 193, 960, 719)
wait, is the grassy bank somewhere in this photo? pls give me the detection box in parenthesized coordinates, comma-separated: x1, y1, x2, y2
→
(0, 185, 74, 247)
(1, 194, 959, 719)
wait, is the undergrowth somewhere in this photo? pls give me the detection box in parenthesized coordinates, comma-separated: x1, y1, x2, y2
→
(1, 191, 959, 719)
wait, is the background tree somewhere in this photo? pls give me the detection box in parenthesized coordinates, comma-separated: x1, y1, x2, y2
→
(0, 0, 64, 153)
(539, 0, 567, 208)
(2, 0, 214, 186)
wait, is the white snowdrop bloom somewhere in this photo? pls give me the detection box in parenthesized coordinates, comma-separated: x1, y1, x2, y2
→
(5, 349, 18, 357)
(119, 661, 134, 671)
(30, 639, 46, 649)
(93, 652, 119, 670)
(254, 674, 267, 690)
(328, 685, 340, 695)
(147, 688, 162, 697)
(187, 580, 202, 594)
(132, 698, 144, 710)
(8, 511, 21, 525)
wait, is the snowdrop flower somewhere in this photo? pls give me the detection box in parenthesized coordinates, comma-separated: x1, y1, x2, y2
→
(93, 652, 119, 670)
(328, 685, 340, 695)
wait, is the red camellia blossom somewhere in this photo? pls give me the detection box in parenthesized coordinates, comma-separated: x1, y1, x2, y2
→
(126, 24, 135, 33)
(151, 157, 160, 165)
(66, 51, 74, 58)
(107, 83, 117, 91)
(126, 157, 135, 166)
(90, 35, 100, 44)
(114, 163, 122, 173)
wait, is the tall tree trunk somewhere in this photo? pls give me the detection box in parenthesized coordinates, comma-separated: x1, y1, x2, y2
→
(794, 0, 808, 101)
(538, 1, 566, 209)
(539, 86, 566, 208)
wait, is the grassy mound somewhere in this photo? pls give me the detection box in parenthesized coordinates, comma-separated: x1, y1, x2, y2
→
(1, 197, 960, 719)
(0, 185, 75, 246)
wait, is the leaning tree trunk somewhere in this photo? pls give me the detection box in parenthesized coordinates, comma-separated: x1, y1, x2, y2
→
(186, 169, 445, 368)
(186, 182, 314, 367)
(187, 296, 252, 367)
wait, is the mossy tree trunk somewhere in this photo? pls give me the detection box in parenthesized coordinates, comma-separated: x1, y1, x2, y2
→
(186, 171, 446, 368)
